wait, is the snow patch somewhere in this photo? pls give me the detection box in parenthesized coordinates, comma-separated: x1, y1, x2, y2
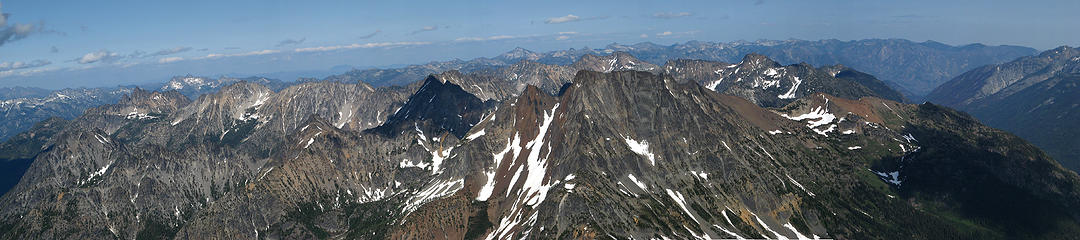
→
(78, 159, 115, 185)
(782, 105, 837, 136)
(872, 170, 902, 186)
(466, 128, 486, 140)
(627, 174, 649, 192)
(751, 211, 788, 240)
(624, 137, 656, 165)
(403, 178, 463, 214)
(783, 222, 821, 240)
(665, 189, 699, 223)
(786, 174, 815, 197)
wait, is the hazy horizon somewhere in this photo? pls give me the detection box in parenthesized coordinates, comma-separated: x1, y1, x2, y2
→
(1, 0, 1078, 89)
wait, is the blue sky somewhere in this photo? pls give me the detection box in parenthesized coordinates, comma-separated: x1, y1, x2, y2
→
(1, 0, 1078, 89)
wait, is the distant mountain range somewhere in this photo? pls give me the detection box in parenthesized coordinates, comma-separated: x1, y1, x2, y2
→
(3, 50, 1080, 238)
(329, 39, 1036, 99)
(926, 46, 1080, 171)
(0, 38, 1035, 143)
(0, 88, 133, 141)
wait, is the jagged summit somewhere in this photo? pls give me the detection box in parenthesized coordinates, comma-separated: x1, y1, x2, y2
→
(496, 47, 540, 62)
(116, 87, 190, 110)
(370, 75, 487, 139)
(3, 68, 1080, 239)
(738, 53, 782, 69)
(571, 51, 659, 73)
(667, 53, 905, 108)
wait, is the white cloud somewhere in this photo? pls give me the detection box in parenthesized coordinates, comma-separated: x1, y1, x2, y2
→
(640, 33, 649, 38)
(158, 57, 184, 64)
(455, 35, 517, 42)
(293, 41, 431, 52)
(76, 50, 122, 64)
(545, 14, 580, 24)
(654, 30, 700, 38)
(198, 49, 281, 60)
(558, 31, 578, 35)
(555, 35, 570, 40)
(0, 66, 58, 78)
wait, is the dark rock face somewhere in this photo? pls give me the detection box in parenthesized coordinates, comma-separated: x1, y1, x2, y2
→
(370, 75, 487, 139)
(2, 69, 1078, 239)
(926, 46, 1080, 171)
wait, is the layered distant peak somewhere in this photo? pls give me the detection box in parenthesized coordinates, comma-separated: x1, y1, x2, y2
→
(162, 75, 213, 91)
(371, 75, 486, 139)
(572, 52, 659, 73)
(821, 65, 908, 102)
(117, 87, 189, 109)
(925, 45, 1080, 171)
(1038, 45, 1078, 59)
(674, 54, 903, 108)
(161, 75, 288, 99)
(495, 47, 540, 62)
(928, 45, 1079, 107)
(175, 81, 273, 124)
(110, 88, 190, 120)
(738, 53, 782, 70)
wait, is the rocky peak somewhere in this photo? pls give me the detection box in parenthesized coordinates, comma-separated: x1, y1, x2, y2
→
(496, 47, 539, 62)
(572, 51, 659, 73)
(370, 75, 486, 139)
(738, 53, 782, 70)
(111, 88, 190, 120)
(1039, 45, 1078, 59)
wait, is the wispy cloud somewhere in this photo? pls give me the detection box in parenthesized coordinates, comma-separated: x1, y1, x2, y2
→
(158, 56, 183, 64)
(293, 41, 431, 52)
(546, 14, 580, 24)
(50, 46, 58, 53)
(359, 30, 381, 39)
(75, 50, 122, 64)
(411, 26, 438, 34)
(0, 60, 50, 71)
(545, 14, 608, 24)
(455, 35, 517, 42)
(655, 30, 700, 38)
(754, 0, 765, 5)
(653, 12, 693, 19)
(132, 46, 192, 58)
(0, 66, 57, 78)
(276, 38, 306, 47)
(202, 49, 280, 59)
